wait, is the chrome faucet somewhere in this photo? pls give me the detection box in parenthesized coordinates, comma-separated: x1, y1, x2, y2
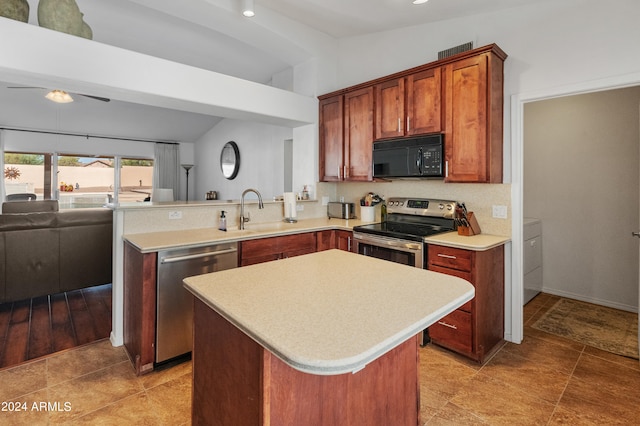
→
(240, 188, 264, 230)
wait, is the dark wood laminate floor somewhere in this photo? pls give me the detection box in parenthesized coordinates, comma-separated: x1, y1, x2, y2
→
(0, 283, 112, 369)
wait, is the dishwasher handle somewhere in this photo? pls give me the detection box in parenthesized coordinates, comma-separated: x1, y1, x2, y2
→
(160, 247, 238, 264)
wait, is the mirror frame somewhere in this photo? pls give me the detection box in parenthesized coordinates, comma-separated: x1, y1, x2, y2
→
(220, 141, 240, 180)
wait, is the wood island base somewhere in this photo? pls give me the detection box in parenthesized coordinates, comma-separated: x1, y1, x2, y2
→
(192, 298, 420, 425)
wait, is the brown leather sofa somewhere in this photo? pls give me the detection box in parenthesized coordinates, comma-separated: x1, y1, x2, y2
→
(0, 200, 113, 303)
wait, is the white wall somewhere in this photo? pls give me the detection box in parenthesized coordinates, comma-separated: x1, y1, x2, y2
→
(524, 88, 640, 311)
(194, 119, 292, 201)
(328, 0, 640, 338)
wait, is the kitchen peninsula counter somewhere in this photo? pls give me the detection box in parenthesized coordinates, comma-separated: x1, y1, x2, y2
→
(124, 217, 509, 253)
(183, 249, 474, 424)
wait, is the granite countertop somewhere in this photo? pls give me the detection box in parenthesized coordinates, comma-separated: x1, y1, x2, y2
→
(183, 249, 475, 375)
(124, 217, 510, 253)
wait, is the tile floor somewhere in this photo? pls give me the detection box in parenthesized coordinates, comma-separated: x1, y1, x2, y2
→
(0, 293, 638, 425)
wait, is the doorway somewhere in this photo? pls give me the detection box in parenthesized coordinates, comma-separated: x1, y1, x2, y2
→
(523, 87, 640, 311)
(511, 72, 640, 345)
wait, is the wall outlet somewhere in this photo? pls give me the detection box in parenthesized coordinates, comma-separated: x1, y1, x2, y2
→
(321, 196, 330, 206)
(339, 196, 344, 202)
(168, 210, 183, 219)
(296, 204, 304, 211)
(492, 205, 508, 219)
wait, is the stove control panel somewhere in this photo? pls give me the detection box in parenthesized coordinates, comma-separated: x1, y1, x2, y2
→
(386, 197, 457, 218)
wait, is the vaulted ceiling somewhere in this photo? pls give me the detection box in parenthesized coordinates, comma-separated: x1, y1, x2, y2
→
(0, 0, 551, 142)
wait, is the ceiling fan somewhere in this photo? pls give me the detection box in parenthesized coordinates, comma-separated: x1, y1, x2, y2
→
(7, 86, 111, 103)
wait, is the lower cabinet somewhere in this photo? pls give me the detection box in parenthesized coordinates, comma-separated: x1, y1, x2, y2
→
(316, 229, 354, 252)
(239, 233, 317, 266)
(427, 244, 504, 363)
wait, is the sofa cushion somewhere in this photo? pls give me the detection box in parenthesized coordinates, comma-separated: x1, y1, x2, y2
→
(56, 208, 112, 227)
(2, 200, 59, 214)
(0, 212, 57, 231)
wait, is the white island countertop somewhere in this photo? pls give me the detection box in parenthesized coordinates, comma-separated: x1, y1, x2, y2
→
(183, 249, 474, 375)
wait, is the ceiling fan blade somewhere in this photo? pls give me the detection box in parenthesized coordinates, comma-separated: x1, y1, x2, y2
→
(78, 94, 111, 102)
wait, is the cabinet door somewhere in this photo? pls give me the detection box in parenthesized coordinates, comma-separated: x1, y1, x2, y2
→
(335, 230, 353, 252)
(429, 309, 473, 353)
(316, 230, 334, 252)
(344, 87, 374, 181)
(375, 78, 405, 140)
(406, 68, 442, 136)
(280, 233, 317, 259)
(444, 53, 503, 183)
(319, 95, 344, 182)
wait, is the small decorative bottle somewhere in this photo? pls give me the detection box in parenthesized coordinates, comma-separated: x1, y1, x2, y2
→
(218, 211, 227, 231)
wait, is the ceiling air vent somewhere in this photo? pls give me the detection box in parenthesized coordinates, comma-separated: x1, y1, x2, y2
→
(438, 42, 473, 60)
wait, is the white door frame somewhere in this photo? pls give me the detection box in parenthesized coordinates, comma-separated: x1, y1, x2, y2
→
(510, 71, 640, 344)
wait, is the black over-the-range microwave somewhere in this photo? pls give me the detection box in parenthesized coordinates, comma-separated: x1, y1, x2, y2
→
(372, 134, 444, 178)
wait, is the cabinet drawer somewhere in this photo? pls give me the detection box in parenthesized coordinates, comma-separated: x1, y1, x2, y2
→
(427, 265, 473, 312)
(429, 309, 472, 353)
(428, 245, 471, 271)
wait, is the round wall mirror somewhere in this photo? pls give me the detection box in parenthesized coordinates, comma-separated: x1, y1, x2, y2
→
(220, 141, 240, 179)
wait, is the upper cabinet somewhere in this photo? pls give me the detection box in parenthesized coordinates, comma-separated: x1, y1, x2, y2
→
(319, 44, 506, 184)
(375, 68, 442, 140)
(443, 50, 505, 183)
(319, 87, 374, 181)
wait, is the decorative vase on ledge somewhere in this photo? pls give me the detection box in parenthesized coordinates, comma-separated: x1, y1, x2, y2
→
(0, 0, 30, 23)
(37, 0, 92, 39)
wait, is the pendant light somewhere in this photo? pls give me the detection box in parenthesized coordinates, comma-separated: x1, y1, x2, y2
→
(242, 0, 255, 17)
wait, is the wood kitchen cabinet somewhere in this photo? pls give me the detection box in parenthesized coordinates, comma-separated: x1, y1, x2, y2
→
(239, 232, 317, 266)
(443, 48, 506, 183)
(427, 244, 504, 363)
(316, 229, 353, 252)
(319, 44, 506, 184)
(319, 87, 374, 182)
(123, 241, 156, 375)
(375, 68, 442, 140)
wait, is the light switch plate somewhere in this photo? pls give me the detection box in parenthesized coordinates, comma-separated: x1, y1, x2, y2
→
(492, 205, 508, 219)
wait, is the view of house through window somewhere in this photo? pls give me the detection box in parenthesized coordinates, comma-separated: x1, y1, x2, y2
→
(4, 152, 154, 208)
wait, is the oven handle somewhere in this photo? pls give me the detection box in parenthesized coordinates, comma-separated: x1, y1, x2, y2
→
(353, 233, 423, 252)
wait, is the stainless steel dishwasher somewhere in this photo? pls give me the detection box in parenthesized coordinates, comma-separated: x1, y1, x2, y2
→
(156, 242, 238, 364)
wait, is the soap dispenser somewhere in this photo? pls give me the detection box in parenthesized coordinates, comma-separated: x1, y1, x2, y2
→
(219, 211, 227, 231)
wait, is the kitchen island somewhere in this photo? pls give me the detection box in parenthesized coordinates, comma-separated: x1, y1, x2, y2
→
(183, 249, 474, 425)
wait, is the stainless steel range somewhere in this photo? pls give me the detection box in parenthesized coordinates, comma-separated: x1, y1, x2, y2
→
(352, 197, 458, 269)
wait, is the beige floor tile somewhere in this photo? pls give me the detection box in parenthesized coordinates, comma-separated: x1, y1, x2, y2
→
(450, 373, 555, 425)
(139, 359, 192, 390)
(146, 371, 192, 425)
(426, 402, 489, 425)
(547, 406, 599, 425)
(419, 346, 478, 398)
(480, 349, 570, 404)
(71, 392, 159, 425)
(46, 339, 128, 387)
(48, 360, 144, 423)
(1, 388, 50, 426)
(0, 359, 48, 402)
(501, 334, 582, 375)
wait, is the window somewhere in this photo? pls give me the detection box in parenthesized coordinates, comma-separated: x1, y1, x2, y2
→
(3, 152, 49, 199)
(119, 158, 154, 203)
(4, 152, 154, 208)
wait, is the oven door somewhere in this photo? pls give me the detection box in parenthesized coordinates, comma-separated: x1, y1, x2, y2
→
(353, 232, 424, 268)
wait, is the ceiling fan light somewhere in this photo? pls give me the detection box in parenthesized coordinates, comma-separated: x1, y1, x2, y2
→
(242, 0, 255, 17)
(45, 90, 74, 103)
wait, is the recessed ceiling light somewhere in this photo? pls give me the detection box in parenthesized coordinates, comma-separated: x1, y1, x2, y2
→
(242, 0, 255, 17)
(413, 0, 429, 4)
